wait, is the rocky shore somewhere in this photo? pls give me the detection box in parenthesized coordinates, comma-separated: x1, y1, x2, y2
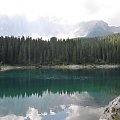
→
(42, 64, 120, 69)
(0, 66, 37, 71)
(0, 64, 120, 71)
(100, 96, 120, 120)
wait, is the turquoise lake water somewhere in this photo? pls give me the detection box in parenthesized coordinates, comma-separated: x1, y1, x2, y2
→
(0, 68, 120, 120)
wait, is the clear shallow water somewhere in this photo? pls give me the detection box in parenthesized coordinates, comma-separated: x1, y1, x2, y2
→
(0, 68, 120, 120)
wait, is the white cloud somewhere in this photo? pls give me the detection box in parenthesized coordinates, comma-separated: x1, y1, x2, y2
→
(65, 105, 104, 120)
(0, 0, 120, 25)
(0, 105, 104, 120)
(0, 107, 42, 120)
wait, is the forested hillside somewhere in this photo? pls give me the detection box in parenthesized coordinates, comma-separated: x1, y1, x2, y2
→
(0, 34, 120, 65)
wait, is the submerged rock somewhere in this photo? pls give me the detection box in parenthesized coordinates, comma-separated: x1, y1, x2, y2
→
(100, 96, 120, 120)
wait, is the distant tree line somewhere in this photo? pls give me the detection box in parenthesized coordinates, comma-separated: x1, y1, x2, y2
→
(0, 34, 120, 65)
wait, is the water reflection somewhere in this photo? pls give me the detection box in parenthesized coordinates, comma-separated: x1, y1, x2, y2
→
(0, 69, 120, 98)
(0, 92, 105, 120)
(0, 69, 120, 120)
(0, 105, 104, 120)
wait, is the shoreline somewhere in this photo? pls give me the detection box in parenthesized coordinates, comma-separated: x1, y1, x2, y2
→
(0, 64, 120, 71)
(0, 66, 37, 71)
(43, 64, 120, 69)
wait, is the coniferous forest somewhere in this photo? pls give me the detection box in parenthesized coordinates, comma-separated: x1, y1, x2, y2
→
(0, 33, 120, 65)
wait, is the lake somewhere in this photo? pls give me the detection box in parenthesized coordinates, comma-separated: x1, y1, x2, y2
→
(0, 68, 120, 120)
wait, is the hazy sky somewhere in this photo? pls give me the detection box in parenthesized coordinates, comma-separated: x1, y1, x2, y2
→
(0, 0, 120, 26)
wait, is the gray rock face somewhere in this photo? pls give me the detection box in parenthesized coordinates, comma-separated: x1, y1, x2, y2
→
(75, 20, 119, 37)
(100, 96, 120, 120)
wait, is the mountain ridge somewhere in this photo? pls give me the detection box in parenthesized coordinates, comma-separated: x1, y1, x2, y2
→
(75, 20, 120, 37)
(0, 15, 120, 38)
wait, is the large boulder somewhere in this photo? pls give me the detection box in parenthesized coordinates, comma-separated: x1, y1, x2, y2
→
(100, 96, 120, 120)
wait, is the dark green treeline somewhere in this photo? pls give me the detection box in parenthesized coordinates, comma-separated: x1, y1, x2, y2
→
(0, 34, 120, 65)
